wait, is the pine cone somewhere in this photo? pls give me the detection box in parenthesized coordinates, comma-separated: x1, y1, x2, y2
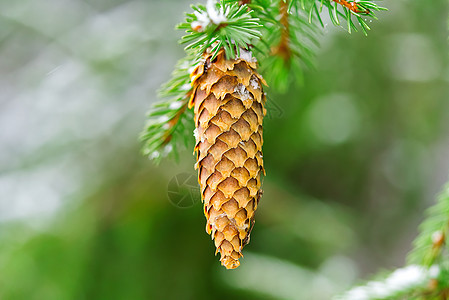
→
(189, 49, 266, 269)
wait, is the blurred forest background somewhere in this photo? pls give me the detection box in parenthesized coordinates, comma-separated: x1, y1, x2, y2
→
(0, 0, 448, 299)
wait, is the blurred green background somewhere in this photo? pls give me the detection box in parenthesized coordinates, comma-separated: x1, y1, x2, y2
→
(0, 0, 448, 299)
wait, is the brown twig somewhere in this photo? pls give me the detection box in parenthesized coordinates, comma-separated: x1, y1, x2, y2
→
(426, 225, 448, 266)
(238, 0, 251, 5)
(421, 283, 449, 300)
(162, 100, 189, 145)
(332, 0, 370, 14)
(272, 0, 291, 62)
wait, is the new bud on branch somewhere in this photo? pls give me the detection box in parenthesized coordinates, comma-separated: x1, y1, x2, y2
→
(190, 49, 265, 269)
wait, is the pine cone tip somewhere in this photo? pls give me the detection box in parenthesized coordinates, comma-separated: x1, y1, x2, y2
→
(221, 255, 240, 269)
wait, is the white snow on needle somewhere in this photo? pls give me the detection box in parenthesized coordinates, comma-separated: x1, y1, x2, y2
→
(206, 0, 228, 24)
(337, 265, 440, 300)
(239, 48, 257, 63)
(192, 11, 210, 32)
(191, 1, 228, 31)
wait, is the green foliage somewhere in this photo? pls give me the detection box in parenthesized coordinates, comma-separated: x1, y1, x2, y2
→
(298, 0, 387, 35)
(335, 264, 449, 300)
(409, 183, 449, 267)
(141, 0, 387, 161)
(336, 180, 449, 300)
(252, 0, 319, 91)
(178, 1, 262, 61)
(334, 265, 436, 300)
(140, 56, 195, 162)
(141, 0, 263, 161)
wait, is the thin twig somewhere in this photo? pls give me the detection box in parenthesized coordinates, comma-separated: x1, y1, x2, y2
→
(238, 0, 251, 5)
(272, 0, 291, 61)
(162, 100, 189, 145)
(331, 0, 370, 14)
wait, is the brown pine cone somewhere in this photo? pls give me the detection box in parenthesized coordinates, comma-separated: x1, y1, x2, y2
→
(189, 49, 266, 269)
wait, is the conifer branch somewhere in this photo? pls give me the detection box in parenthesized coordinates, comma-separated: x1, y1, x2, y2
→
(409, 183, 449, 267)
(254, 0, 318, 91)
(140, 57, 195, 162)
(141, 0, 386, 159)
(239, 0, 251, 5)
(141, 0, 262, 161)
(337, 180, 449, 299)
(272, 0, 291, 62)
(334, 265, 441, 300)
(178, 1, 262, 61)
(331, 0, 370, 14)
(301, 0, 387, 35)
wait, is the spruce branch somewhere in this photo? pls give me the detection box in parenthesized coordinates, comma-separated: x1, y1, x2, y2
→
(253, 0, 318, 91)
(331, 0, 371, 14)
(409, 183, 449, 268)
(272, 0, 292, 61)
(337, 180, 449, 300)
(141, 0, 261, 162)
(141, 0, 385, 160)
(239, 0, 252, 5)
(140, 56, 195, 162)
(178, 0, 262, 61)
(300, 0, 387, 35)
(334, 265, 441, 300)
